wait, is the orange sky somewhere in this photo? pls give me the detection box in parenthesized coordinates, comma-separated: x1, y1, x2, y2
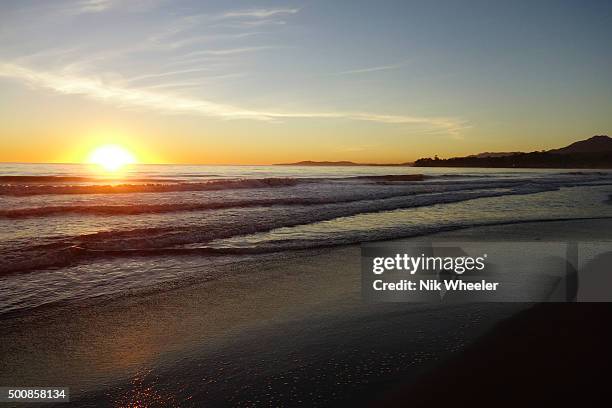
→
(1, 1, 610, 164)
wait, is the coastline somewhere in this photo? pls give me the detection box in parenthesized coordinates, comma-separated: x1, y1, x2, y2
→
(2, 2, 611, 406)
(1, 218, 611, 406)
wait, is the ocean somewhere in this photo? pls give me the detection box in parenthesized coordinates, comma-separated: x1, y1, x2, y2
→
(1, 163, 612, 316)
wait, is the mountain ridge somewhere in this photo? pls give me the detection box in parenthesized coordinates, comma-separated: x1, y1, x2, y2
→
(414, 135, 612, 168)
(274, 135, 612, 168)
(548, 135, 612, 154)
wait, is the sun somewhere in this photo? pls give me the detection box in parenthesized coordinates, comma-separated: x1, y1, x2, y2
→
(88, 144, 137, 172)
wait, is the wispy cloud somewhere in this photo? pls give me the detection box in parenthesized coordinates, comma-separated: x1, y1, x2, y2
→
(70, 0, 164, 15)
(123, 68, 216, 84)
(152, 32, 266, 51)
(0, 63, 267, 120)
(161, 45, 285, 68)
(74, 0, 115, 14)
(0, 63, 467, 136)
(147, 7, 298, 43)
(333, 60, 414, 76)
(183, 46, 282, 57)
(335, 64, 401, 75)
(208, 7, 300, 29)
(218, 19, 288, 28)
(139, 73, 248, 90)
(218, 8, 300, 19)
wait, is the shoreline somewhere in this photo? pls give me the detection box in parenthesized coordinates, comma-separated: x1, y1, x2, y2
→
(373, 302, 612, 407)
(1, 218, 611, 405)
(3, 214, 612, 320)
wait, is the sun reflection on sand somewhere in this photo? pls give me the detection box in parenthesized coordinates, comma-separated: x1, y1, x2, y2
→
(113, 369, 181, 408)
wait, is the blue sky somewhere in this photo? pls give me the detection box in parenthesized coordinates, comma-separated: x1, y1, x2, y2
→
(1, 0, 611, 163)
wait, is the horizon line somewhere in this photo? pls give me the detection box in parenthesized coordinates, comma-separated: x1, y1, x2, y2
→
(1, 134, 608, 167)
(0, 160, 416, 166)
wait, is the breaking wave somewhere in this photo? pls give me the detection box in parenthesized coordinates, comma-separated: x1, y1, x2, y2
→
(2, 169, 612, 277)
(0, 177, 309, 196)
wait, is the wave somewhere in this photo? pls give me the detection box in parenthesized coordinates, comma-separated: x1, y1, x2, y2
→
(0, 176, 97, 182)
(432, 174, 496, 178)
(0, 186, 551, 275)
(0, 174, 435, 196)
(2, 173, 612, 275)
(560, 171, 610, 176)
(0, 177, 307, 196)
(349, 174, 425, 181)
(6, 174, 609, 218)
(0, 180, 539, 219)
(202, 216, 612, 254)
(0, 175, 187, 183)
(5, 213, 610, 278)
(2, 195, 424, 218)
(2, 183, 486, 218)
(5, 171, 609, 196)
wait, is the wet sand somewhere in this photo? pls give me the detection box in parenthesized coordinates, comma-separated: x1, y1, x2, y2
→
(375, 302, 612, 407)
(0, 218, 610, 406)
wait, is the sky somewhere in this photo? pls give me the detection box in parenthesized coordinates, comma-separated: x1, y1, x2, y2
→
(0, 0, 611, 164)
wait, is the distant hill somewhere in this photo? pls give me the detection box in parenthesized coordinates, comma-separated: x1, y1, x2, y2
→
(276, 136, 612, 169)
(414, 135, 612, 168)
(275, 160, 413, 167)
(468, 152, 522, 158)
(276, 160, 358, 166)
(548, 135, 612, 154)
(462, 135, 612, 159)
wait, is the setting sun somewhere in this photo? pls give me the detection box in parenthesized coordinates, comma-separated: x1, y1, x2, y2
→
(88, 145, 137, 171)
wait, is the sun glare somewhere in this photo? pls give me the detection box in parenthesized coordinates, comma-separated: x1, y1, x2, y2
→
(88, 145, 137, 171)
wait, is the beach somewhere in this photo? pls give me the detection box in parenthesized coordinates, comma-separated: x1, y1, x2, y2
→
(1, 164, 612, 406)
(2, 1, 612, 405)
(2, 216, 611, 406)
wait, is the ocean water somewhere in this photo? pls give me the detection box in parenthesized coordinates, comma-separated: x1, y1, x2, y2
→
(1, 163, 612, 315)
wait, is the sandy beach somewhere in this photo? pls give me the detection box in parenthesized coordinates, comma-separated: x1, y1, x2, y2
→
(1, 217, 610, 406)
(2, 2, 612, 405)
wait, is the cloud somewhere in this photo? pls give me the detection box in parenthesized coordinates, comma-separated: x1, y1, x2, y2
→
(208, 7, 300, 28)
(220, 19, 288, 28)
(139, 73, 248, 90)
(218, 8, 300, 19)
(263, 111, 469, 137)
(0, 63, 467, 136)
(162, 46, 285, 67)
(335, 64, 401, 75)
(148, 7, 298, 42)
(334, 60, 414, 76)
(74, 0, 114, 14)
(153, 32, 266, 50)
(184, 46, 282, 57)
(69, 0, 163, 15)
(0, 63, 264, 120)
(123, 68, 216, 83)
